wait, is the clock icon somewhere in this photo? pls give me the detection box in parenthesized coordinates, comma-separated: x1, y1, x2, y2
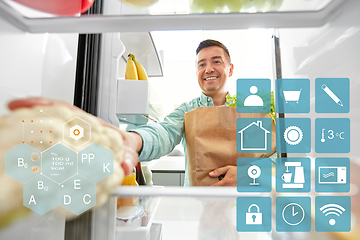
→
(282, 203, 305, 226)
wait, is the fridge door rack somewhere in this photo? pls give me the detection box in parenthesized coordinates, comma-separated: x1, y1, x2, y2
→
(116, 79, 161, 126)
(115, 195, 161, 240)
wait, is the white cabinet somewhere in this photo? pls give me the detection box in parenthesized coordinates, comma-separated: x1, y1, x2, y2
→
(152, 172, 185, 186)
(152, 172, 181, 186)
(148, 156, 185, 186)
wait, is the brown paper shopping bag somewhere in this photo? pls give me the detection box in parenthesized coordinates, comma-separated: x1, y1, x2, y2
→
(184, 106, 276, 186)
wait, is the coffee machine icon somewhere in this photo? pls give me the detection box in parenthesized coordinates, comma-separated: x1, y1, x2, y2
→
(282, 162, 305, 188)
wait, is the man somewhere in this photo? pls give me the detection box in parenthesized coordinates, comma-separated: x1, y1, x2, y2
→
(9, 39, 238, 186)
(123, 39, 237, 186)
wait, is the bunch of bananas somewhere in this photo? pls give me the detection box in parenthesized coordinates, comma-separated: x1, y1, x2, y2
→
(125, 54, 148, 81)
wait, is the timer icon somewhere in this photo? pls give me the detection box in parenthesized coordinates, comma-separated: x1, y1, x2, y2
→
(282, 203, 305, 226)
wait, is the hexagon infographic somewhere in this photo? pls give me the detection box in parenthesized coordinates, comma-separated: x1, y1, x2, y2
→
(63, 117, 91, 148)
(70, 125, 84, 141)
(60, 174, 96, 215)
(42, 143, 78, 183)
(5, 110, 114, 216)
(23, 175, 60, 215)
(23, 110, 60, 152)
(78, 143, 114, 183)
(5, 144, 41, 183)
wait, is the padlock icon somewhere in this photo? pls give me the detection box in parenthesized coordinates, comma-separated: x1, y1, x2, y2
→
(246, 204, 262, 225)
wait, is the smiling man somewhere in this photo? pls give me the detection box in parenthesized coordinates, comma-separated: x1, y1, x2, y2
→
(196, 40, 234, 106)
(124, 39, 238, 186)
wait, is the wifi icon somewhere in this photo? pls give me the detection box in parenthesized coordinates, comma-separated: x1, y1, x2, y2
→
(315, 196, 351, 232)
(319, 204, 345, 226)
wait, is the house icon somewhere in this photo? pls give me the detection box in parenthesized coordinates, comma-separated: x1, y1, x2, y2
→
(238, 121, 270, 151)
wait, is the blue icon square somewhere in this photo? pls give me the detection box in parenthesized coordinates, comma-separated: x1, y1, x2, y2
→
(315, 196, 351, 232)
(237, 79, 271, 113)
(237, 158, 272, 192)
(237, 197, 271, 232)
(276, 118, 311, 153)
(237, 118, 272, 153)
(315, 158, 350, 193)
(275, 78, 310, 113)
(315, 78, 350, 113)
(276, 197, 311, 232)
(315, 118, 350, 153)
(275, 157, 311, 193)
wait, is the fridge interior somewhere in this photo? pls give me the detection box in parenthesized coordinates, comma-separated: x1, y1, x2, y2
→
(1, 0, 360, 239)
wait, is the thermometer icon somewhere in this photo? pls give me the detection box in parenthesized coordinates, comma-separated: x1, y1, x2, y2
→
(321, 84, 343, 107)
(321, 128, 345, 142)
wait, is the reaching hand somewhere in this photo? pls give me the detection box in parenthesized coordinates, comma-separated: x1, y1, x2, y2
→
(209, 165, 237, 186)
(8, 97, 139, 176)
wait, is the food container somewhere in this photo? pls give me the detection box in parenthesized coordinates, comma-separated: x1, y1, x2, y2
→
(117, 172, 140, 208)
(116, 205, 144, 228)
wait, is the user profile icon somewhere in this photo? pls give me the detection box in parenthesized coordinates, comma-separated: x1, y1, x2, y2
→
(248, 165, 261, 185)
(237, 78, 271, 113)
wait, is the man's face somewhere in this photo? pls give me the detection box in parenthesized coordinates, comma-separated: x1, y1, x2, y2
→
(196, 46, 234, 96)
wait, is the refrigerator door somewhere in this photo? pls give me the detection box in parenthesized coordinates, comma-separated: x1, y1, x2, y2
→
(0, 17, 78, 240)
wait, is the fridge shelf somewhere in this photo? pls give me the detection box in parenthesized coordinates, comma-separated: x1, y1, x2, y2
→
(0, 0, 346, 33)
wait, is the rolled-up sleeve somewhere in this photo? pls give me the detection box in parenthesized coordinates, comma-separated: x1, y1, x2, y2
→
(130, 104, 186, 161)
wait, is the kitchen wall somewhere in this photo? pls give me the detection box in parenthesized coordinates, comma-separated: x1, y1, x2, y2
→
(148, 29, 275, 118)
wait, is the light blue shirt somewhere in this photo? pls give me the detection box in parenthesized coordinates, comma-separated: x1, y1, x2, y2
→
(131, 92, 216, 186)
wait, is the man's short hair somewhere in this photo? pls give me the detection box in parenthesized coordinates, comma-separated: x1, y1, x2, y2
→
(196, 39, 231, 63)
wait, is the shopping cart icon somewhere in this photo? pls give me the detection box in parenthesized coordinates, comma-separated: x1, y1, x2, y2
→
(283, 89, 302, 103)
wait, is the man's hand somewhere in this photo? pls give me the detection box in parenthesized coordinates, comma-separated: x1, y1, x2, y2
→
(8, 97, 139, 176)
(209, 165, 237, 186)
